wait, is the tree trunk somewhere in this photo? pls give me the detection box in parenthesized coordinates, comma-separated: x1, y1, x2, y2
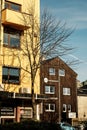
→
(31, 81, 36, 120)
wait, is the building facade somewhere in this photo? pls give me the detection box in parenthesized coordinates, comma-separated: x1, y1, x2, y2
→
(0, 0, 40, 124)
(77, 81, 87, 120)
(40, 57, 78, 123)
(1, 0, 40, 93)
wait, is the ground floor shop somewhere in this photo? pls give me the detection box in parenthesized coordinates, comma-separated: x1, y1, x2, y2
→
(0, 91, 44, 124)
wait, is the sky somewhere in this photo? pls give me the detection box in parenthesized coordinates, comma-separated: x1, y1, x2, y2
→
(40, 0, 87, 82)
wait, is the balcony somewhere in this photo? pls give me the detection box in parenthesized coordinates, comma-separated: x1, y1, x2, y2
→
(2, 9, 31, 30)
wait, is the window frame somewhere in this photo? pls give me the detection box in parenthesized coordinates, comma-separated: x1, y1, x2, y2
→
(20, 107, 32, 119)
(63, 104, 67, 112)
(49, 68, 55, 75)
(3, 27, 21, 48)
(59, 69, 65, 76)
(63, 88, 70, 95)
(67, 104, 71, 112)
(5, 0, 21, 12)
(2, 66, 20, 84)
(45, 85, 55, 94)
(45, 103, 55, 112)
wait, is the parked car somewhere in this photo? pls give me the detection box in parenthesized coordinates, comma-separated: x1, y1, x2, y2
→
(74, 124, 84, 130)
(57, 122, 76, 130)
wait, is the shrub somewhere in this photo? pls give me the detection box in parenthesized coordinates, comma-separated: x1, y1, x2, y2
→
(0, 120, 60, 130)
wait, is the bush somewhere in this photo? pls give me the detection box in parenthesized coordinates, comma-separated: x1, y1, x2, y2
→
(0, 120, 60, 130)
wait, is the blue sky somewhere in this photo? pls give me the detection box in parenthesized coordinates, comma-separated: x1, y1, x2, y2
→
(40, 0, 87, 82)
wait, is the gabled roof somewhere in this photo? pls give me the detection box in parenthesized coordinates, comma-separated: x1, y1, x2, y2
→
(41, 56, 77, 76)
(77, 85, 87, 96)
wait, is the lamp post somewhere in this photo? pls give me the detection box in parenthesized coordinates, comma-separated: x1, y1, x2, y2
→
(0, 0, 2, 39)
(44, 77, 59, 83)
(44, 69, 65, 122)
(0, 0, 2, 124)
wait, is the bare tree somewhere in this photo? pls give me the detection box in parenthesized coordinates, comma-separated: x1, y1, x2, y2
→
(1, 3, 76, 119)
(16, 7, 76, 120)
(40, 10, 74, 59)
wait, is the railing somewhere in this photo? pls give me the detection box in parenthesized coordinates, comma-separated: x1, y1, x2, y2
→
(0, 91, 50, 100)
(0, 91, 58, 101)
(15, 93, 31, 99)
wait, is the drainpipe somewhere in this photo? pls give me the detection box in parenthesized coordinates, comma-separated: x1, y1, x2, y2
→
(0, 0, 3, 124)
(0, 0, 2, 43)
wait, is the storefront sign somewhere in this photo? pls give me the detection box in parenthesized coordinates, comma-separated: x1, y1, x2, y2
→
(1, 107, 14, 116)
(68, 112, 76, 118)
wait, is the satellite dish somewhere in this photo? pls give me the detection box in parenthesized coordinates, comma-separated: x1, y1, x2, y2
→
(44, 78, 48, 83)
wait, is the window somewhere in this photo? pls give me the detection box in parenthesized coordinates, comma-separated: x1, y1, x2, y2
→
(2, 66, 20, 84)
(4, 27, 21, 48)
(63, 104, 67, 112)
(20, 107, 32, 119)
(45, 103, 55, 112)
(59, 69, 65, 76)
(45, 85, 55, 94)
(63, 88, 70, 95)
(67, 104, 71, 112)
(5, 1, 21, 12)
(49, 68, 55, 75)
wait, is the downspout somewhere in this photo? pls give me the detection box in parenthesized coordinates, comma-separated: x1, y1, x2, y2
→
(0, 0, 3, 124)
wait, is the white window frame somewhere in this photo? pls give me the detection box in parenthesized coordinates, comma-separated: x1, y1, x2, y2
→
(49, 68, 55, 75)
(68, 104, 71, 112)
(59, 69, 65, 76)
(20, 107, 32, 119)
(45, 103, 55, 112)
(63, 104, 67, 112)
(63, 88, 70, 95)
(45, 85, 55, 94)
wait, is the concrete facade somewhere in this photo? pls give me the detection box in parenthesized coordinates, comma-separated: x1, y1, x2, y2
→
(77, 96, 87, 119)
(0, 0, 40, 93)
(0, 0, 40, 124)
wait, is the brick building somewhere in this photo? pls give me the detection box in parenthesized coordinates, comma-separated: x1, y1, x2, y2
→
(40, 57, 78, 123)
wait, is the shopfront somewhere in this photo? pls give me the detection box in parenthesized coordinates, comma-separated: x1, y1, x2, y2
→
(0, 107, 15, 124)
(0, 91, 45, 124)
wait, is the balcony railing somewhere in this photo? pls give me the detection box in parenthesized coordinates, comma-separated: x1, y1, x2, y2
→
(2, 9, 31, 30)
(0, 91, 49, 100)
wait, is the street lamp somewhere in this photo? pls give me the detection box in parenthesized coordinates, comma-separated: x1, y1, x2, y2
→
(44, 69, 65, 122)
(44, 77, 59, 83)
(0, 0, 3, 124)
